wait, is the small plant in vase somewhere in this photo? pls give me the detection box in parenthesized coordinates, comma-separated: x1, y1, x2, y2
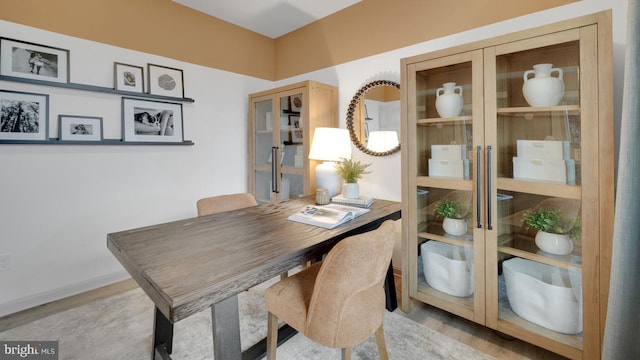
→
(334, 157, 371, 199)
(522, 209, 579, 255)
(435, 199, 470, 236)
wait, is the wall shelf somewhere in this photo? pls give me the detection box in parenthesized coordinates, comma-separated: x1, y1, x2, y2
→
(0, 138, 194, 146)
(0, 75, 195, 103)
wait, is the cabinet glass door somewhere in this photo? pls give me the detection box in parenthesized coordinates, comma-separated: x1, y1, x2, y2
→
(278, 91, 304, 201)
(486, 29, 587, 354)
(252, 96, 276, 203)
(408, 49, 485, 324)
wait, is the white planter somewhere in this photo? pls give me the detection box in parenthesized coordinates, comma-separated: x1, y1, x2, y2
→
(535, 231, 573, 255)
(503, 258, 582, 334)
(421, 241, 474, 297)
(342, 183, 359, 199)
(442, 217, 467, 236)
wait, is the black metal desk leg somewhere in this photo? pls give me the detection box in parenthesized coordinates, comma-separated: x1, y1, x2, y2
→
(212, 295, 243, 360)
(385, 260, 398, 311)
(152, 306, 174, 360)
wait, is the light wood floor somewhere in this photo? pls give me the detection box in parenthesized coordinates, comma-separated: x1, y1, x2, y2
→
(1, 276, 566, 359)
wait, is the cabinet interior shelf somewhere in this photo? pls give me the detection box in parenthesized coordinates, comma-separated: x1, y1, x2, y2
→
(497, 178, 581, 199)
(497, 105, 579, 115)
(0, 138, 195, 146)
(0, 75, 195, 103)
(417, 115, 472, 125)
(418, 232, 472, 248)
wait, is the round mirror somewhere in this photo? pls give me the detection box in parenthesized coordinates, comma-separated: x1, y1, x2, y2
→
(346, 80, 401, 156)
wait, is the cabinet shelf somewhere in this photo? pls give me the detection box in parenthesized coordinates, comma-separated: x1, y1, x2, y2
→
(418, 231, 472, 248)
(415, 280, 475, 321)
(0, 138, 194, 146)
(0, 75, 195, 103)
(497, 178, 581, 199)
(416, 177, 472, 190)
(417, 115, 472, 125)
(497, 105, 579, 115)
(497, 235, 582, 271)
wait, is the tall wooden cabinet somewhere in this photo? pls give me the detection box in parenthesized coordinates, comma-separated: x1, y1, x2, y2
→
(400, 12, 613, 359)
(248, 80, 338, 203)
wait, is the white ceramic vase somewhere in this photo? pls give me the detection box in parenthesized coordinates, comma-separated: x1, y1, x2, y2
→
(342, 183, 359, 199)
(535, 230, 573, 255)
(435, 82, 463, 118)
(522, 63, 565, 107)
(442, 217, 467, 236)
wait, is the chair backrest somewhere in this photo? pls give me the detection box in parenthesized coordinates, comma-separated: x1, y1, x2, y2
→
(196, 193, 257, 217)
(304, 220, 396, 348)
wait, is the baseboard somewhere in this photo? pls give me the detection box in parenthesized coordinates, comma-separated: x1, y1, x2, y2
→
(0, 270, 130, 317)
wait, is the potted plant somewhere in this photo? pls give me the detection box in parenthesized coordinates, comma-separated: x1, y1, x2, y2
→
(334, 157, 371, 199)
(522, 209, 578, 255)
(435, 199, 470, 236)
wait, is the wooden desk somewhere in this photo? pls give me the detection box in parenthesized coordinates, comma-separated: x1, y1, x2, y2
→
(107, 196, 401, 360)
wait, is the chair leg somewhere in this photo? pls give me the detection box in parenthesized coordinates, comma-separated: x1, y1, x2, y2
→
(375, 323, 389, 360)
(341, 347, 351, 360)
(267, 312, 279, 360)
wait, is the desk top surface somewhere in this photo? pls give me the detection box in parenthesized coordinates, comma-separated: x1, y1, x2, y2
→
(107, 196, 400, 322)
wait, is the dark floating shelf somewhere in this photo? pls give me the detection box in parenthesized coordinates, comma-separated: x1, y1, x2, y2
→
(0, 139, 195, 146)
(0, 75, 195, 103)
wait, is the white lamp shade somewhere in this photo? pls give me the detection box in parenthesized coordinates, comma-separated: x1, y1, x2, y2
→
(367, 131, 399, 152)
(309, 127, 352, 161)
(309, 128, 351, 198)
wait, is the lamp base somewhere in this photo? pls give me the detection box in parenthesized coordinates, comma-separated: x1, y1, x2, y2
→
(315, 161, 342, 198)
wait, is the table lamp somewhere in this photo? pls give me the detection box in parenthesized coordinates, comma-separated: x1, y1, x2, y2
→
(308, 127, 352, 197)
(367, 131, 399, 153)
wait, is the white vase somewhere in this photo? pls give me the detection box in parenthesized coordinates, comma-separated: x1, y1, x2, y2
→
(535, 230, 573, 255)
(435, 82, 463, 118)
(342, 183, 359, 199)
(442, 217, 467, 236)
(522, 63, 565, 107)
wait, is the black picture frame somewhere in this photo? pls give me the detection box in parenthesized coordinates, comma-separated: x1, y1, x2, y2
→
(289, 114, 302, 144)
(0, 37, 70, 84)
(121, 97, 184, 143)
(147, 63, 184, 98)
(58, 115, 103, 142)
(114, 62, 144, 93)
(0, 89, 49, 141)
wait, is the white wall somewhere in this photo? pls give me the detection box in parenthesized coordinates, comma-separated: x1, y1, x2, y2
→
(0, 21, 272, 316)
(0, 0, 628, 316)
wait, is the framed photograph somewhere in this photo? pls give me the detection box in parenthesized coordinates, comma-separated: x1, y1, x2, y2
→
(0, 89, 49, 141)
(122, 97, 183, 143)
(147, 64, 184, 98)
(290, 94, 303, 112)
(114, 62, 144, 93)
(58, 115, 103, 142)
(0, 37, 69, 83)
(289, 114, 303, 144)
(280, 96, 290, 112)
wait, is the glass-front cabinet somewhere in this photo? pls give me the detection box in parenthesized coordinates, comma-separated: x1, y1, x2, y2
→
(401, 11, 613, 360)
(249, 81, 338, 204)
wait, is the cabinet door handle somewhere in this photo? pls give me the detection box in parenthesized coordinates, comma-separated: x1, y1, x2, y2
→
(271, 147, 279, 193)
(476, 146, 482, 229)
(487, 145, 493, 230)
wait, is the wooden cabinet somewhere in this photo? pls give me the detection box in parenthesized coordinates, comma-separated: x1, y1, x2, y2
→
(248, 80, 338, 203)
(400, 11, 613, 359)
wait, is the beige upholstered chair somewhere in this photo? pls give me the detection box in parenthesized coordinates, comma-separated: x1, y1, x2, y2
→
(196, 192, 257, 217)
(264, 220, 396, 360)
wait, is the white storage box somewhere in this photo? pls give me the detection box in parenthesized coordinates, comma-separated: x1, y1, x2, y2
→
(513, 157, 575, 184)
(503, 258, 582, 334)
(517, 140, 570, 160)
(428, 158, 470, 179)
(431, 144, 467, 160)
(420, 241, 474, 297)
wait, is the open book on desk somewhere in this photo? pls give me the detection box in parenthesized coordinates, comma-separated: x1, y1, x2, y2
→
(287, 203, 371, 229)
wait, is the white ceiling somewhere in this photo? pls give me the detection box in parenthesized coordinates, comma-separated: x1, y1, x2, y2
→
(172, 0, 361, 38)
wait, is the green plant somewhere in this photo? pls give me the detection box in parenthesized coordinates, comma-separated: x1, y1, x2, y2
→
(334, 157, 371, 183)
(434, 199, 469, 220)
(522, 209, 569, 234)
